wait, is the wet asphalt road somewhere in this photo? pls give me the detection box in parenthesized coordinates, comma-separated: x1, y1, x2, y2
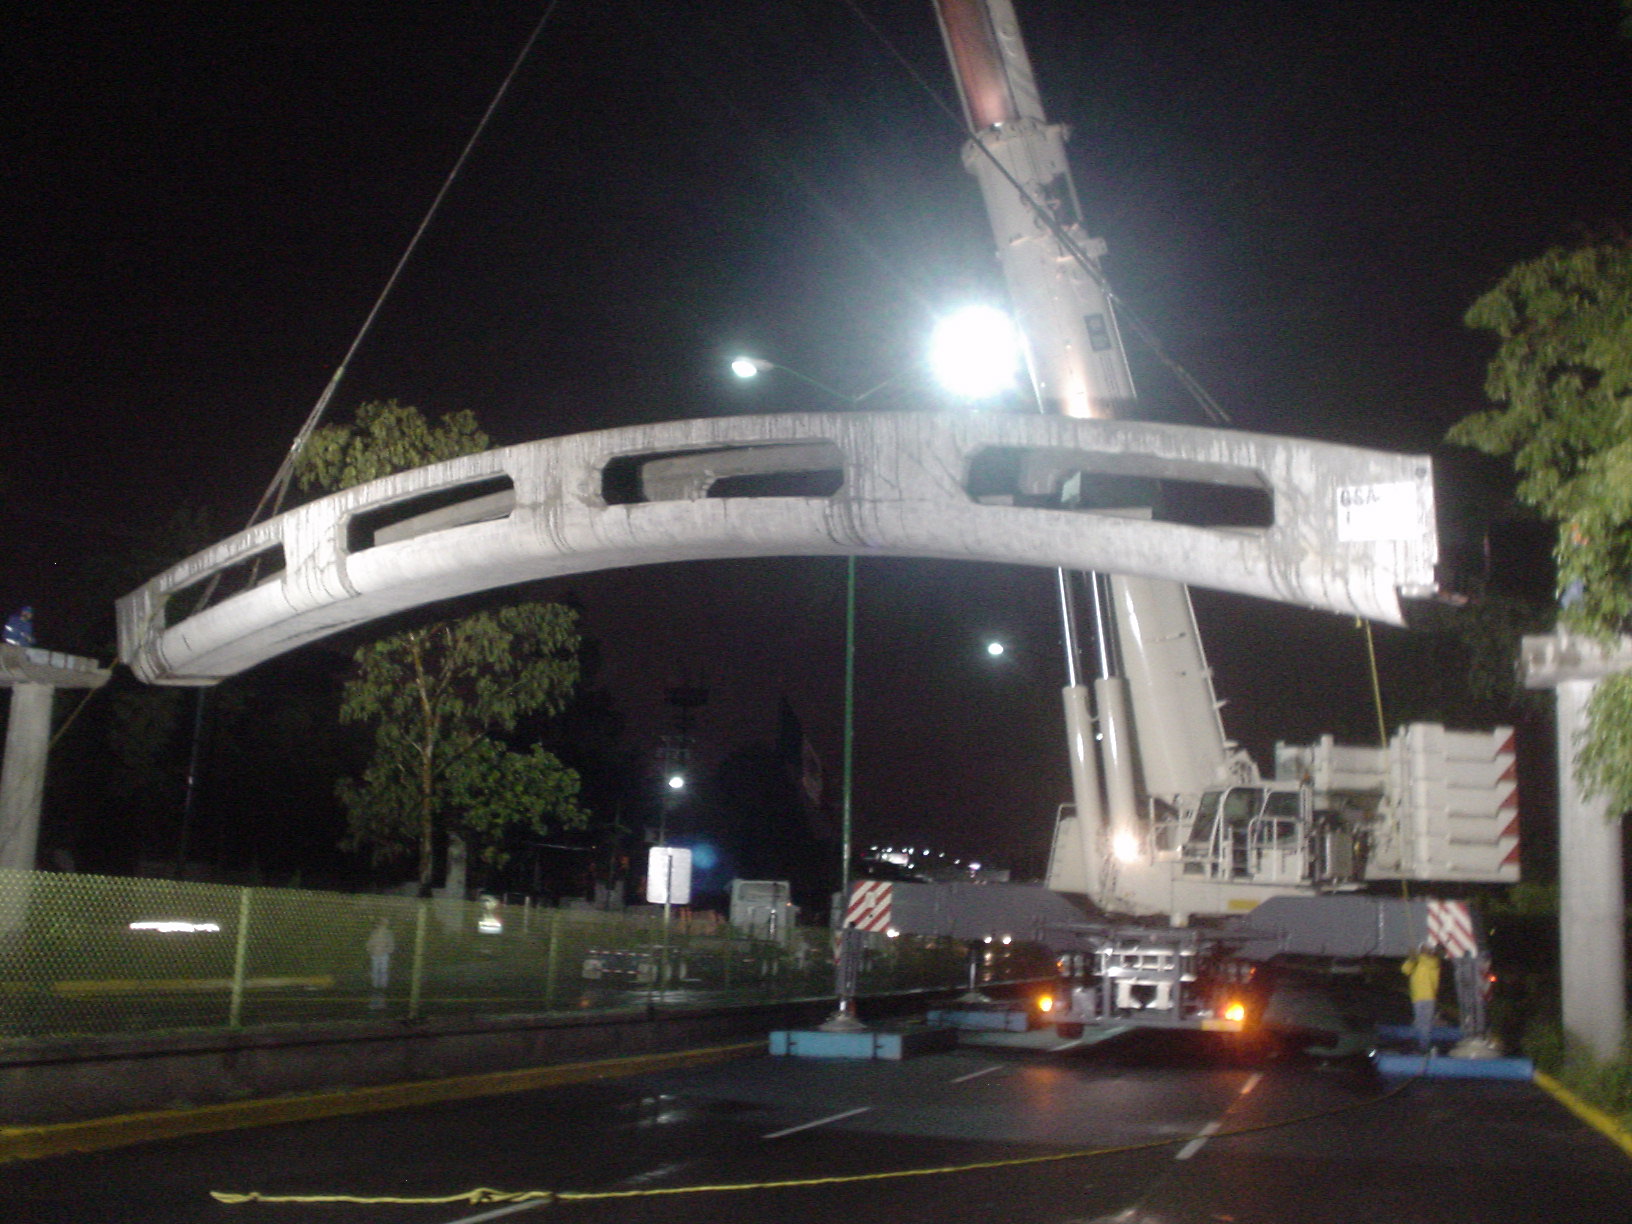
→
(2, 1029, 1628, 1223)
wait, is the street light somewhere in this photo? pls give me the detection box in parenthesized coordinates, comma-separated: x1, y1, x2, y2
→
(730, 354, 905, 408)
(928, 305, 1020, 400)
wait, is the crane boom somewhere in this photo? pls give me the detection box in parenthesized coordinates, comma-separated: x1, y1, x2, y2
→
(932, 0, 1230, 911)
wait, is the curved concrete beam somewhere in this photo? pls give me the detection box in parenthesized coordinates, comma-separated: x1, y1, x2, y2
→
(116, 412, 1437, 684)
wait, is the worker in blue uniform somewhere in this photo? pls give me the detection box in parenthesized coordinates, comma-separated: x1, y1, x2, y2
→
(3, 606, 35, 647)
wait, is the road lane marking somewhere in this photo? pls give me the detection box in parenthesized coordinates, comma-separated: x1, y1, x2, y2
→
(950, 1064, 1002, 1084)
(439, 1197, 552, 1224)
(1174, 1120, 1221, 1160)
(1240, 1071, 1263, 1095)
(762, 1106, 872, 1139)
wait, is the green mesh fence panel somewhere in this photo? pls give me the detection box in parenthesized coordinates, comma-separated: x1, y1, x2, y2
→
(0, 870, 1006, 1042)
(1, 870, 244, 1037)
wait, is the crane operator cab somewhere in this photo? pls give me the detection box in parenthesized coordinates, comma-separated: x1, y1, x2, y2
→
(1180, 784, 1330, 886)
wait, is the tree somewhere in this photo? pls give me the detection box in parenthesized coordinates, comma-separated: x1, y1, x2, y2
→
(1448, 237, 1632, 813)
(297, 401, 588, 889)
(294, 398, 489, 493)
(337, 605, 587, 890)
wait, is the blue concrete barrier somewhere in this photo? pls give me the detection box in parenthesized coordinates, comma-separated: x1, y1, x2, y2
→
(769, 1026, 958, 1060)
(926, 1007, 1029, 1032)
(1375, 1023, 1465, 1045)
(1372, 1051, 1535, 1080)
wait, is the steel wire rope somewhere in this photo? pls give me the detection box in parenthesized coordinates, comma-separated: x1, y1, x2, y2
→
(131, 1, 565, 866)
(132, 0, 566, 648)
(142, 0, 569, 640)
(247, 0, 566, 536)
(210, 1059, 1434, 1207)
(834, 0, 1232, 426)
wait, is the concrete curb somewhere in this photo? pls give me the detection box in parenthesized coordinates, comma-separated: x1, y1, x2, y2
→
(0, 1041, 759, 1164)
(1534, 1070, 1632, 1161)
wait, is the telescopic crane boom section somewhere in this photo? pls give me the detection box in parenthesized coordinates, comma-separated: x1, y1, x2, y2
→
(933, 0, 1136, 423)
(933, 0, 1225, 912)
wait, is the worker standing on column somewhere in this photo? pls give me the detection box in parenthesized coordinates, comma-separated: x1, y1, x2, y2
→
(3, 606, 35, 647)
(1401, 941, 1442, 1053)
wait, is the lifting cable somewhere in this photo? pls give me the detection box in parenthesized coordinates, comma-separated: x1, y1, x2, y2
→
(210, 1061, 1430, 1208)
(248, 0, 565, 535)
(144, 0, 564, 649)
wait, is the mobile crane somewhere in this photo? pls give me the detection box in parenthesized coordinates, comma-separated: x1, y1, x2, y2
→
(913, 0, 1513, 1034)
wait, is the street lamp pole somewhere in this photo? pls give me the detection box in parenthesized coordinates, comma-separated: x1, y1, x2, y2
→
(824, 552, 864, 1026)
(841, 554, 855, 911)
(731, 353, 872, 1029)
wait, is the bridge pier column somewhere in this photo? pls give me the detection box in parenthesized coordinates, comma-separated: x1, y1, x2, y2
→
(1, 646, 112, 876)
(0, 683, 54, 871)
(1522, 632, 1632, 1064)
(1555, 677, 1627, 1062)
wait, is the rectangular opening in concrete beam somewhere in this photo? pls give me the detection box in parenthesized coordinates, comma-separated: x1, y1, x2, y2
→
(164, 543, 286, 625)
(603, 442, 845, 505)
(966, 447, 1274, 529)
(351, 475, 515, 553)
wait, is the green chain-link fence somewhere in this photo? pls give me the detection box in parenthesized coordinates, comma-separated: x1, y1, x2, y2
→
(0, 870, 974, 1042)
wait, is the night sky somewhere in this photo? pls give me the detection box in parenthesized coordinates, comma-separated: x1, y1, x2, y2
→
(4, 0, 1630, 879)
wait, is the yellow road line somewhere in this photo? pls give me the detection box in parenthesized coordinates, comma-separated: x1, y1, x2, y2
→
(0, 1041, 760, 1164)
(50, 976, 334, 996)
(1534, 1070, 1632, 1161)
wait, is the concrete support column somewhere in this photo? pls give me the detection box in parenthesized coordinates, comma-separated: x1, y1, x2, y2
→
(1556, 678, 1627, 1061)
(0, 683, 54, 871)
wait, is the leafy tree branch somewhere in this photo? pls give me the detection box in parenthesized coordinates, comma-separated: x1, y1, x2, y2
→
(1448, 238, 1632, 813)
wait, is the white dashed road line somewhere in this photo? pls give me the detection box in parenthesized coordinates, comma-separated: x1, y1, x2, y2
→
(1175, 1120, 1222, 1161)
(762, 1106, 873, 1140)
(1174, 1068, 1266, 1161)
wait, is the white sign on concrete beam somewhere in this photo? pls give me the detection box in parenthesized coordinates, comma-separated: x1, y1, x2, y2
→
(646, 846, 692, 906)
(1335, 480, 1421, 542)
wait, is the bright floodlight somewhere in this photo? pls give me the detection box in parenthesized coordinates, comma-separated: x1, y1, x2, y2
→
(1112, 829, 1142, 863)
(730, 356, 767, 379)
(930, 305, 1018, 399)
(985, 640, 1006, 657)
(667, 773, 686, 790)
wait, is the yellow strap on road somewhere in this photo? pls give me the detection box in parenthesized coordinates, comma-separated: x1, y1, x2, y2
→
(211, 1071, 1422, 1206)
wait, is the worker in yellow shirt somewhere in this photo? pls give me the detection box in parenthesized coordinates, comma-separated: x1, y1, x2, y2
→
(1401, 942, 1442, 1053)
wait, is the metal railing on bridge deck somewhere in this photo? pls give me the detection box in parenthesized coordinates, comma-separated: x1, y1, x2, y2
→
(0, 870, 995, 1043)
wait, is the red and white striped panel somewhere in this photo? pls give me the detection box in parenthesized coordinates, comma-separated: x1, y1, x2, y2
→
(1496, 730, 1521, 869)
(1427, 899, 1479, 959)
(846, 880, 893, 932)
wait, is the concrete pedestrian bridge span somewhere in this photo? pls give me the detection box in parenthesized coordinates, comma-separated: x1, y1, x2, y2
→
(117, 412, 1438, 684)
